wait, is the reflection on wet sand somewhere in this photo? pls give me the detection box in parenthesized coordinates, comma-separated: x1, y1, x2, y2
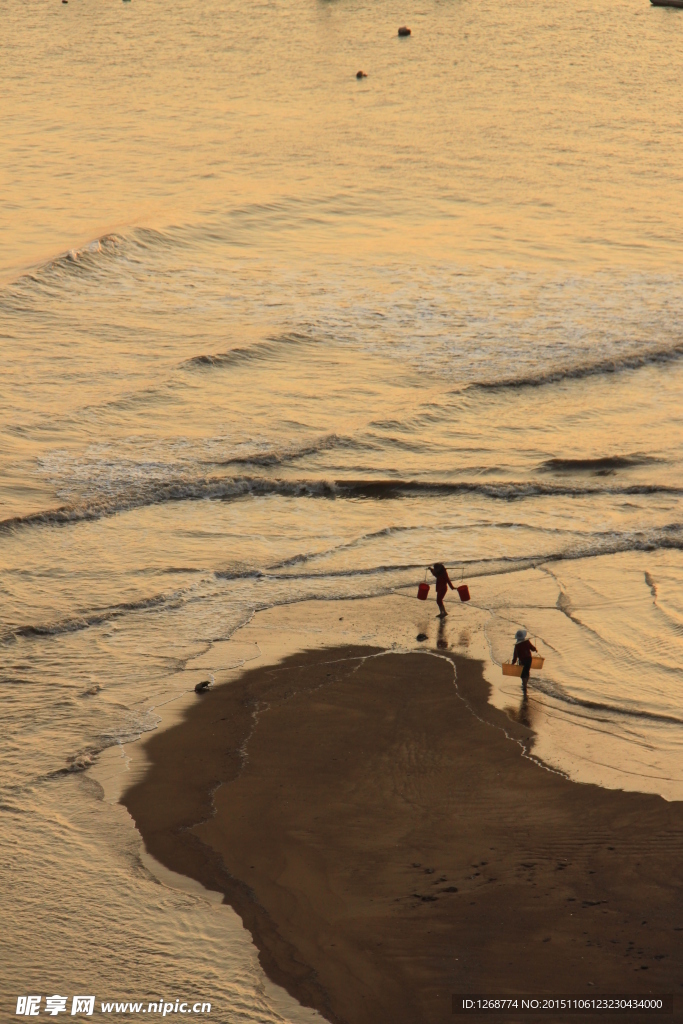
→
(505, 691, 535, 733)
(416, 613, 471, 652)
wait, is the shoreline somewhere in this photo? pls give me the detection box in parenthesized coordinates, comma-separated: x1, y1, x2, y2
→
(122, 643, 683, 1023)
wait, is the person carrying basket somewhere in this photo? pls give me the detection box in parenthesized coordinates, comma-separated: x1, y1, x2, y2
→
(512, 629, 537, 692)
(428, 563, 455, 618)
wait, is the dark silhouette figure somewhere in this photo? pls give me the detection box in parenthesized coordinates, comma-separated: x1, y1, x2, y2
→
(512, 629, 537, 692)
(429, 563, 454, 618)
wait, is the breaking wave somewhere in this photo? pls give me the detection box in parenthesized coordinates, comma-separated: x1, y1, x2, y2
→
(539, 454, 663, 474)
(2, 477, 682, 534)
(0, 592, 184, 645)
(473, 342, 683, 391)
(182, 332, 314, 370)
(2, 234, 128, 304)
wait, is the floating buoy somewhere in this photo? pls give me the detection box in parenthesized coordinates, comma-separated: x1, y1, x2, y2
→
(417, 582, 430, 601)
(457, 583, 470, 602)
(398, 25, 411, 36)
(356, 70, 367, 79)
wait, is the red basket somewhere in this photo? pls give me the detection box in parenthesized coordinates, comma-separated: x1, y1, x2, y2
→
(417, 582, 430, 601)
(457, 584, 470, 602)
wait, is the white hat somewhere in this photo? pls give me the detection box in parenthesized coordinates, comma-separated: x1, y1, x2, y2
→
(515, 629, 527, 642)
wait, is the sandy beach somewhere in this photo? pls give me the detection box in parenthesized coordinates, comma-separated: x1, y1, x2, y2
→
(123, 644, 683, 1023)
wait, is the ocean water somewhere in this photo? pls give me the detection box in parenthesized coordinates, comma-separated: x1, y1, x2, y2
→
(2, 0, 683, 1018)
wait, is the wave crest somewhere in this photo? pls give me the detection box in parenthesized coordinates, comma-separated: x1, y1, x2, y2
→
(2, 477, 682, 535)
(1, 593, 183, 645)
(539, 454, 663, 474)
(474, 342, 683, 391)
(182, 332, 313, 370)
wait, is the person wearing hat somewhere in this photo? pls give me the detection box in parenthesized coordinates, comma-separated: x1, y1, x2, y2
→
(512, 629, 537, 690)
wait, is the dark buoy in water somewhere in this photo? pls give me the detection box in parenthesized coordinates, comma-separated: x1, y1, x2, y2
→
(356, 70, 367, 79)
(398, 25, 411, 36)
(416, 633, 428, 642)
(194, 680, 211, 694)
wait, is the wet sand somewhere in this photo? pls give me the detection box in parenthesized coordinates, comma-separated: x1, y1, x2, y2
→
(123, 647, 683, 1023)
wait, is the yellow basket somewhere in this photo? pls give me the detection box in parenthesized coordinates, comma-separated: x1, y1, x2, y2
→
(502, 662, 523, 676)
(502, 656, 544, 676)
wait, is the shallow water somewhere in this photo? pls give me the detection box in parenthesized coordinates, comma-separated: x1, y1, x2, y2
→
(2, 0, 683, 1017)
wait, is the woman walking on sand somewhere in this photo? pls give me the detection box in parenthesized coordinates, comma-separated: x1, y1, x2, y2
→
(429, 563, 455, 617)
(512, 629, 537, 692)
